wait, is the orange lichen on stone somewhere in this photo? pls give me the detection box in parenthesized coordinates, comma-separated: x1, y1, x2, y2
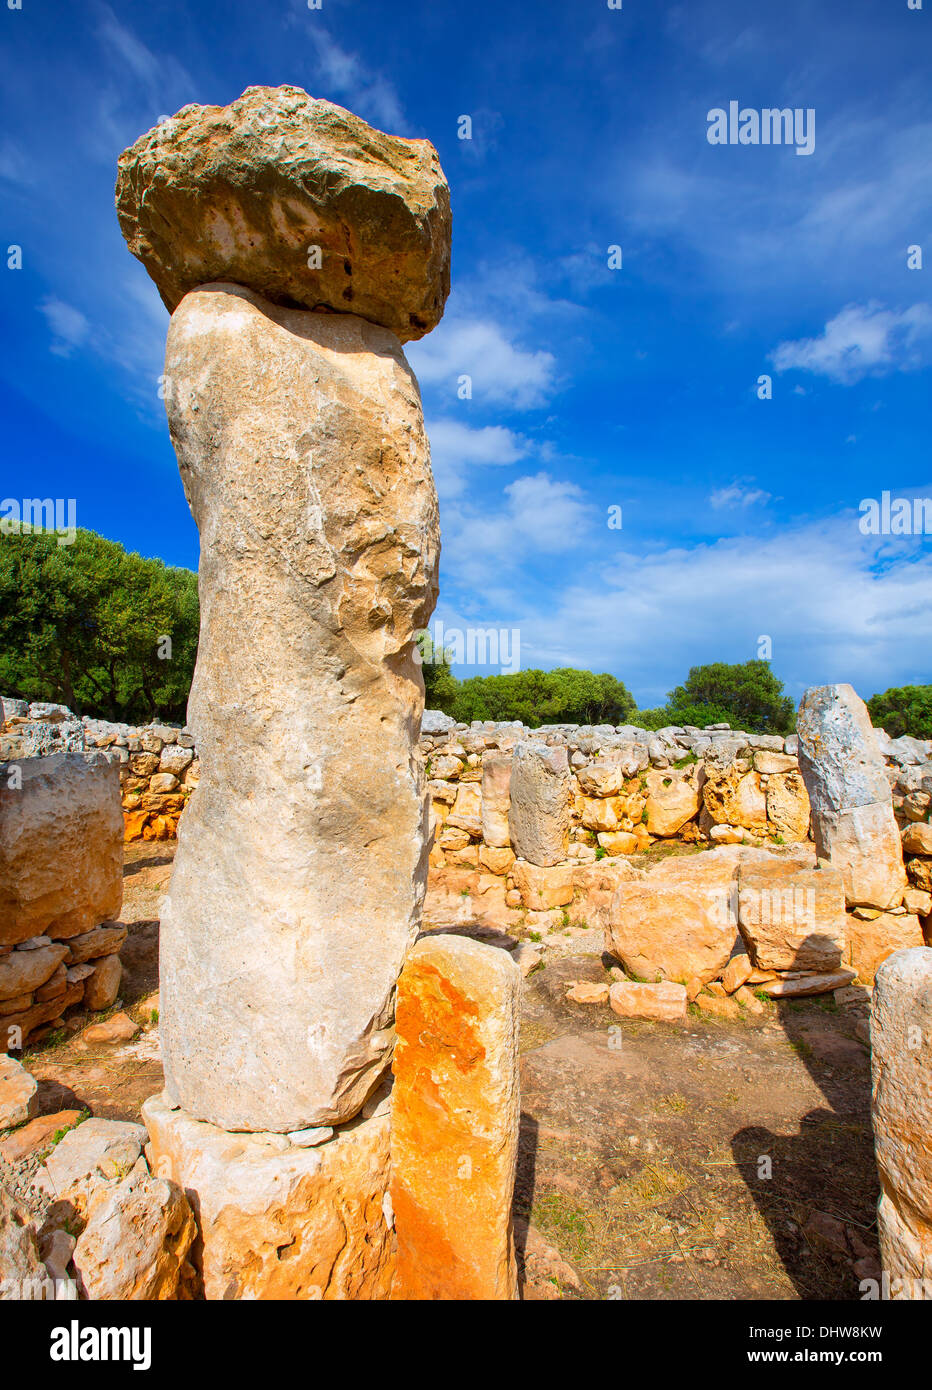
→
(390, 934, 521, 1300)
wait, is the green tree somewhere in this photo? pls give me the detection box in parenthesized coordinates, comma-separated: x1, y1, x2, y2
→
(0, 526, 199, 722)
(867, 685, 932, 740)
(451, 667, 636, 728)
(663, 660, 795, 734)
(416, 631, 460, 713)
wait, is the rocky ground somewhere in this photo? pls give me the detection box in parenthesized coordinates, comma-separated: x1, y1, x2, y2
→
(9, 841, 878, 1301)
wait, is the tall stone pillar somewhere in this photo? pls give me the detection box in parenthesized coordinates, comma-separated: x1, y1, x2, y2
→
(116, 86, 451, 1140)
(158, 286, 440, 1130)
(871, 947, 932, 1295)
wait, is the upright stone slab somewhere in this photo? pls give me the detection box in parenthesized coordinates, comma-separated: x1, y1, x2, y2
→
(158, 284, 440, 1131)
(480, 752, 512, 848)
(871, 947, 932, 1294)
(390, 934, 520, 1300)
(508, 741, 571, 867)
(797, 684, 906, 909)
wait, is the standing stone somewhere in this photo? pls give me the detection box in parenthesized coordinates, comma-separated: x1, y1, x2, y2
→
(0, 754, 123, 946)
(798, 685, 906, 909)
(116, 86, 450, 342)
(871, 947, 932, 1293)
(509, 742, 572, 867)
(391, 935, 520, 1300)
(157, 284, 440, 1131)
(481, 753, 512, 848)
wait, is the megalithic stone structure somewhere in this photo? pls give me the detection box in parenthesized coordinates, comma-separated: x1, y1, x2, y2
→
(797, 684, 906, 911)
(117, 87, 451, 1133)
(871, 947, 932, 1295)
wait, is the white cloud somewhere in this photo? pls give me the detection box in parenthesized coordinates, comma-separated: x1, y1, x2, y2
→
(39, 297, 90, 357)
(709, 482, 771, 510)
(308, 30, 407, 133)
(427, 419, 530, 499)
(433, 494, 932, 701)
(409, 316, 558, 410)
(771, 302, 932, 384)
(440, 471, 593, 598)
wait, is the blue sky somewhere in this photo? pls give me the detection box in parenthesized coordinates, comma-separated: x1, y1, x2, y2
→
(1, 0, 930, 708)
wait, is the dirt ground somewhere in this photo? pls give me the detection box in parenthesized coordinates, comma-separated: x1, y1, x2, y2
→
(21, 841, 879, 1302)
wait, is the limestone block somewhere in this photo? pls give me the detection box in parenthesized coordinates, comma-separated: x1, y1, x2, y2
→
(736, 861, 847, 972)
(480, 753, 512, 848)
(143, 1093, 394, 1300)
(509, 742, 572, 867)
(116, 86, 451, 342)
(390, 935, 520, 1300)
(847, 913, 925, 985)
(0, 754, 123, 946)
(72, 1157, 196, 1300)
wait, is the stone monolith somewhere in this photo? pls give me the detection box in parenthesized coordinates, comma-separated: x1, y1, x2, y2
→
(158, 283, 440, 1131)
(390, 934, 520, 1300)
(797, 684, 906, 909)
(871, 947, 932, 1294)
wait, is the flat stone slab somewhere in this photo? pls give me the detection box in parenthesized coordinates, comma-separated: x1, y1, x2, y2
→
(116, 85, 451, 342)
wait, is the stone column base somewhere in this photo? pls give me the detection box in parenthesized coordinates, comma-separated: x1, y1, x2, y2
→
(142, 1091, 394, 1300)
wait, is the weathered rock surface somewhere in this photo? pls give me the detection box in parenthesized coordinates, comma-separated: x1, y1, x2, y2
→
(0, 754, 123, 946)
(0, 1186, 46, 1297)
(391, 935, 520, 1300)
(511, 860, 574, 911)
(143, 1092, 394, 1300)
(798, 685, 906, 909)
(736, 861, 847, 972)
(644, 771, 699, 838)
(847, 913, 925, 985)
(480, 753, 512, 848)
(0, 1053, 37, 1127)
(609, 980, 687, 1022)
(157, 284, 440, 1131)
(0, 943, 69, 1002)
(45, 1119, 148, 1217)
(509, 742, 572, 867)
(116, 86, 451, 342)
(871, 947, 932, 1291)
(765, 771, 812, 842)
(83, 954, 123, 1012)
(64, 922, 127, 964)
(71, 1157, 196, 1300)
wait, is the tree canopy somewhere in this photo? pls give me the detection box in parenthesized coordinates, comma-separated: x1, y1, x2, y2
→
(0, 526, 199, 723)
(867, 685, 932, 740)
(661, 660, 796, 734)
(422, 664, 637, 728)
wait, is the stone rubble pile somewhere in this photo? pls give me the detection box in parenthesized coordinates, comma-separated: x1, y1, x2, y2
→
(0, 1076, 196, 1300)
